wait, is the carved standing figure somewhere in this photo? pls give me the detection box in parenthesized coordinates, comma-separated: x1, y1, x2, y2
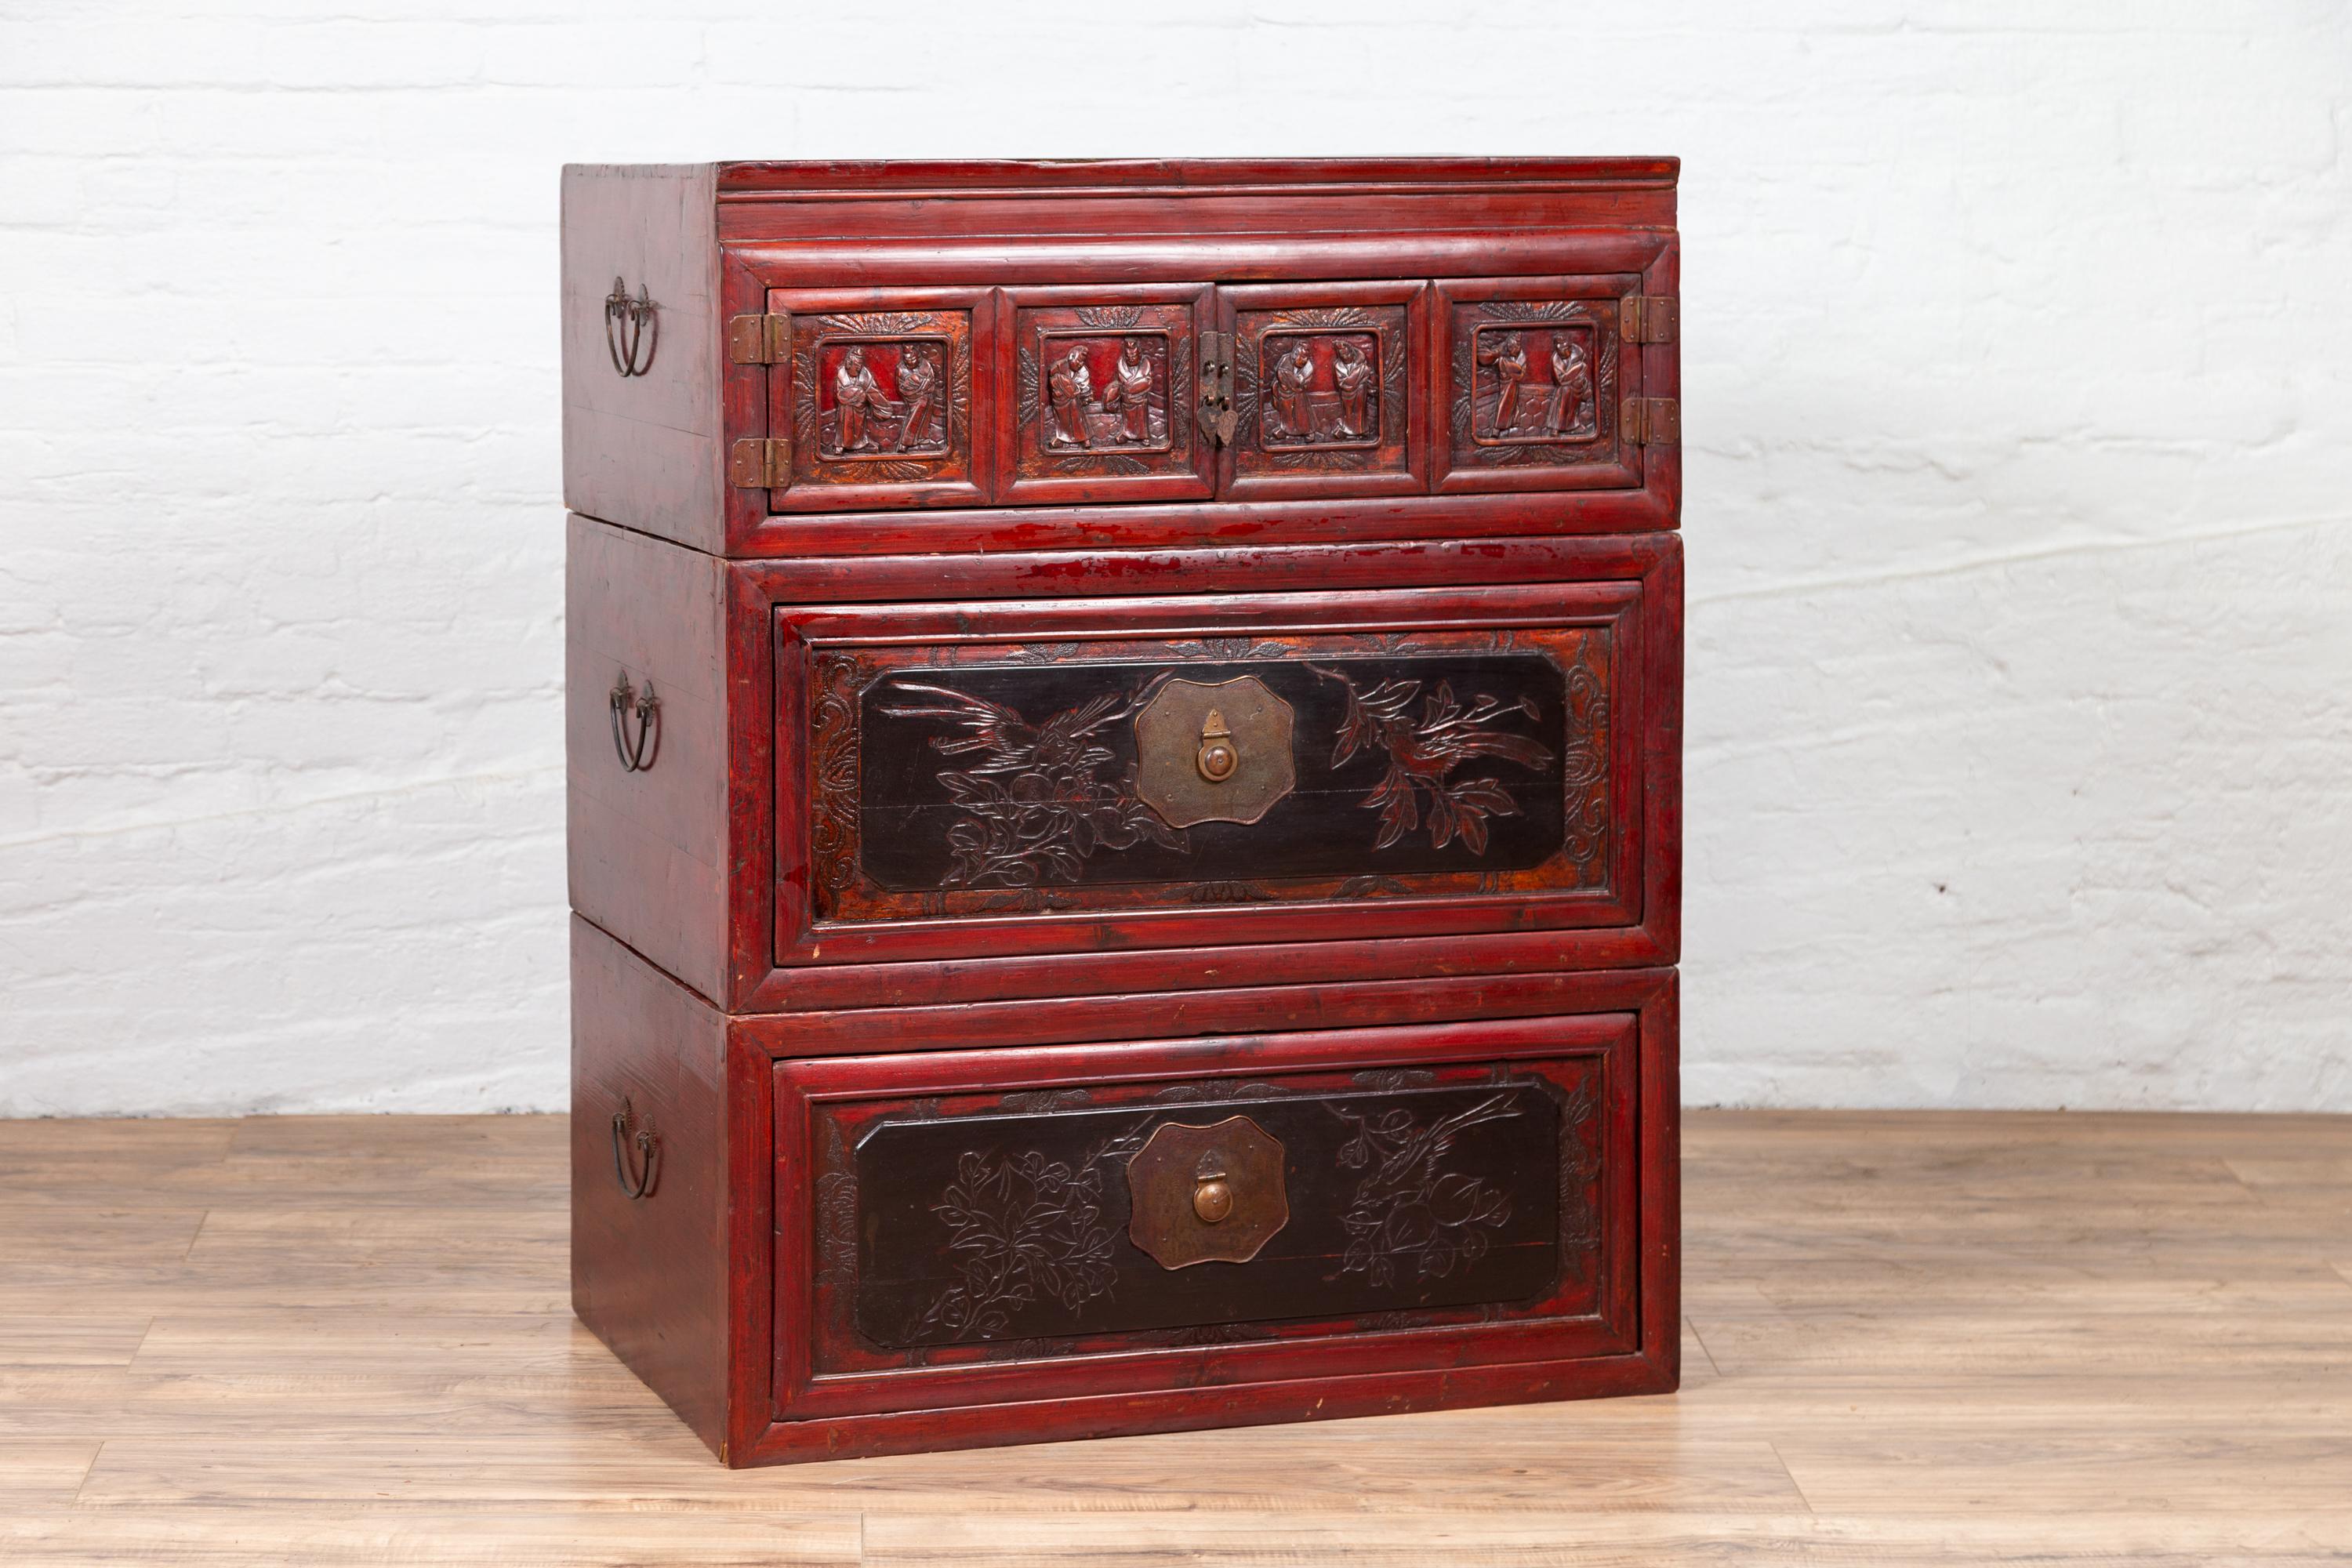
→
(1479, 332, 1528, 435)
(1546, 336, 1592, 435)
(895, 343, 941, 448)
(1047, 344, 1093, 447)
(830, 345, 891, 453)
(1270, 340, 1316, 441)
(1330, 338, 1374, 438)
(1102, 336, 1155, 443)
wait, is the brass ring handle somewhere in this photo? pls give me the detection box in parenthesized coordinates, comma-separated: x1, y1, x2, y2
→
(604, 278, 659, 377)
(609, 673, 660, 773)
(610, 1096, 659, 1200)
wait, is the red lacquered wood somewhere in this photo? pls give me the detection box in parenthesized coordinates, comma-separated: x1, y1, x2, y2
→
(994, 281, 1218, 506)
(765, 1014, 1642, 1422)
(561, 516, 1680, 1014)
(561, 165, 724, 555)
(565, 517, 731, 1004)
(563, 159, 1677, 557)
(724, 531, 1683, 1014)
(570, 915, 731, 1461)
(711, 156, 1679, 200)
(574, 922, 1678, 1467)
(764, 580, 1649, 969)
(564, 158, 1686, 1468)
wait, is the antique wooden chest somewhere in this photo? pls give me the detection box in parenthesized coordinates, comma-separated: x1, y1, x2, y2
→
(562, 158, 1682, 1466)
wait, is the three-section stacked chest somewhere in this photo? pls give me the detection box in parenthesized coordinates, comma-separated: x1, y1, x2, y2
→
(562, 159, 1682, 1466)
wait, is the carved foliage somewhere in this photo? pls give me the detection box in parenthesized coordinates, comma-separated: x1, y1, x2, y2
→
(910, 1124, 1149, 1343)
(1329, 1092, 1523, 1288)
(875, 680, 1186, 889)
(1560, 646, 1612, 881)
(1558, 1079, 1602, 1251)
(1315, 666, 1554, 855)
(814, 1116, 858, 1285)
(808, 653, 872, 910)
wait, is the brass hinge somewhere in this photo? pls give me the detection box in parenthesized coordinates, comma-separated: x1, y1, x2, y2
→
(728, 437, 790, 488)
(1620, 397, 1680, 446)
(725, 311, 793, 365)
(1619, 296, 1678, 344)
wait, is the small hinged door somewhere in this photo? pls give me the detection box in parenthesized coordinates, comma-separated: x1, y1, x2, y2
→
(760, 287, 989, 511)
(1433, 275, 1652, 496)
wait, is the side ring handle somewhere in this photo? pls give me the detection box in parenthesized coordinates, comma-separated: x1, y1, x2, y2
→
(609, 673, 659, 773)
(611, 1096, 659, 1200)
(604, 278, 658, 377)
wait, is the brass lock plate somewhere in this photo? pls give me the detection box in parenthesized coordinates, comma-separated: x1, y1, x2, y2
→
(1125, 1115, 1288, 1269)
(1132, 675, 1296, 828)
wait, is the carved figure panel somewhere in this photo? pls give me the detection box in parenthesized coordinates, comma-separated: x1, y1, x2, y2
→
(1436, 280, 1646, 495)
(1229, 299, 1416, 492)
(781, 302, 978, 500)
(816, 339, 951, 458)
(1004, 297, 1210, 498)
(1458, 304, 1612, 460)
(1260, 332, 1380, 448)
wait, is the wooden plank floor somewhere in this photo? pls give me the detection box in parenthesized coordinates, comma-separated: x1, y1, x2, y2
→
(1, 1111, 2347, 1566)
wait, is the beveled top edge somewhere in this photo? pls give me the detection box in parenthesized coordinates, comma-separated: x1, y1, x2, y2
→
(706, 156, 1680, 200)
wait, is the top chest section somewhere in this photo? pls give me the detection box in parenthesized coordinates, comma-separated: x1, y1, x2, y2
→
(561, 160, 1680, 559)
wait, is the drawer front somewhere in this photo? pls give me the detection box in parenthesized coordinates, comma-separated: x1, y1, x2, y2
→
(769, 1010, 1651, 1422)
(774, 577, 1666, 970)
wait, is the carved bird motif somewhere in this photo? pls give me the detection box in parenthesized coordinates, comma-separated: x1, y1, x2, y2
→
(876, 682, 1124, 777)
(1313, 668, 1553, 854)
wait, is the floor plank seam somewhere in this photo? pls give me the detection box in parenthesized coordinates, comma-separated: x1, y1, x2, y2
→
(1685, 1316, 1723, 1377)
(68, 1439, 103, 1507)
(125, 1316, 160, 1374)
(1766, 1440, 1818, 1516)
(1685, 1316, 1726, 1380)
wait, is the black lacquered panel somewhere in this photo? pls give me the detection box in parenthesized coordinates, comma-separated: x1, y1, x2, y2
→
(804, 627, 1615, 924)
(850, 1081, 1565, 1350)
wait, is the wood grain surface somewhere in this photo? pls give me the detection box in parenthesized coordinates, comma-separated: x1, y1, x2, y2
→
(2, 1109, 2347, 1564)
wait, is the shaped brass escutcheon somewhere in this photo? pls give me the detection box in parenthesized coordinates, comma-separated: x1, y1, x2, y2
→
(1125, 1116, 1288, 1269)
(1132, 675, 1295, 827)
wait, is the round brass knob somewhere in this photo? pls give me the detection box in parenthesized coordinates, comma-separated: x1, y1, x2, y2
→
(1193, 1177, 1233, 1224)
(1196, 709, 1238, 782)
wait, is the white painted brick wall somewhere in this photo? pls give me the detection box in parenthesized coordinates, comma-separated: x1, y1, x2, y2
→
(2, 2, 2347, 1116)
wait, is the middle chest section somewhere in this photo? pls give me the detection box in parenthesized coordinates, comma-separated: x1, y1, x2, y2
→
(738, 539, 1680, 1003)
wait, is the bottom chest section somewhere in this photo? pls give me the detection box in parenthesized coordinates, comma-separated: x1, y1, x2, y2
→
(570, 917, 1679, 1466)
